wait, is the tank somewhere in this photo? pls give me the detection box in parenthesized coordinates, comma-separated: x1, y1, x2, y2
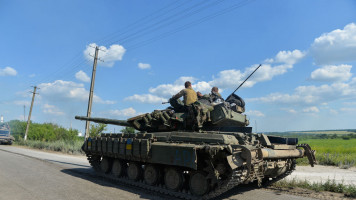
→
(0, 122, 14, 145)
(75, 93, 316, 199)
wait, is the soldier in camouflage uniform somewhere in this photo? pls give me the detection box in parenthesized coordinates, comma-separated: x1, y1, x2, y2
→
(170, 81, 197, 112)
(211, 86, 222, 98)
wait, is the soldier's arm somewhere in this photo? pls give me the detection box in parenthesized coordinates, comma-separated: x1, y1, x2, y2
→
(172, 89, 185, 99)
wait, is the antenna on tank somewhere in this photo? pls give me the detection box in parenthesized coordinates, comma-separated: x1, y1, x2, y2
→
(225, 64, 262, 100)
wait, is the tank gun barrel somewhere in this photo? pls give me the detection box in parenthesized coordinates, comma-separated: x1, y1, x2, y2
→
(75, 116, 133, 127)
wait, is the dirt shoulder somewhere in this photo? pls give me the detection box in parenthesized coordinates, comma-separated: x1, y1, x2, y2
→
(265, 186, 353, 200)
(287, 165, 356, 186)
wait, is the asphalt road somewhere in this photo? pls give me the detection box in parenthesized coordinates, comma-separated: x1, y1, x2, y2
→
(0, 145, 315, 200)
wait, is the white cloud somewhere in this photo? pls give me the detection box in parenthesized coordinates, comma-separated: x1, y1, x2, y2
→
(42, 104, 65, 116)
(281, 108, 297, 114)
(13, 100, 31, 107)
(84, 43, 126, 67)
(340, 107, 356, 113)
(38, 80, 115, 104)
(303, 106, 319, 113)
(174, 76, 197, 85)
(138, 63, 151, 70)
(75, 70, 90, 82)
(148, 78, 212, 99)
(211, 50, 305, 90)
(149, 84, 184, 98)
(194, 81, 212, 94)
(311, 23, 356, 65)
(310, 64, 352, 82)
(274, 50, 306, 65)
(124, 49, 306, 104)
(125, 94, 167, 104)
(329, 109, 338, 114)
(343, 101, 356, 106)
(245, 110, 265, 117)
(250, 80, 356, 107)
(0, 66, 17, 76)
(105, 107, 138, 117)
(287, 109, 297, 114)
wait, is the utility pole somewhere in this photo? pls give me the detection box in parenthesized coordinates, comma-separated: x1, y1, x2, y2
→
(84, 46, 100, 139)
(23, 105, 26, 121)
(24, 86, 38, 140)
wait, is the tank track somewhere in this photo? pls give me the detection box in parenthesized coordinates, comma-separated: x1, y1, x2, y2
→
(87, 154, 295, 200)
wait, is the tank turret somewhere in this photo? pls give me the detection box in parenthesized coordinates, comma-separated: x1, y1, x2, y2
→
(75, 97, 250, 133)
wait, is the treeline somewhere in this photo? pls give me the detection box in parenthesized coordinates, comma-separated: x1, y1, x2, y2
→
(8, 120, 134, 142)
(9, 120, 80, 141)
(266, 132, 356, 140)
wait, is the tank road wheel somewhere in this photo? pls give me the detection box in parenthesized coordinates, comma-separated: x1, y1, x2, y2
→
(144, 164, 160, 185)
(100, 157, 112, 173)
(127, 162, 142, 181)
(87, 154, 101, 171)
(189, 171, 209, 196)
(112, 159, 126, 177)
(164, 168, 184, 191)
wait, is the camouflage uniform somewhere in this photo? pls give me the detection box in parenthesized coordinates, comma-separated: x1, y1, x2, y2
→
(172, 88, 197, 105)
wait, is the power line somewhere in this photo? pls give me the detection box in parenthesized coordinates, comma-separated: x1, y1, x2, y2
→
(106, 0, 223, 47)
(30, 1, 197, 86)
(28, 0, 254, 91)
(97, 0, 188, 46)
(127, 0, 254, 50)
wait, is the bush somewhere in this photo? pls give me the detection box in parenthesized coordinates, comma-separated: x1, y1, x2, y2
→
(15, 138, 84, 155)
(8, 120, 79, 142)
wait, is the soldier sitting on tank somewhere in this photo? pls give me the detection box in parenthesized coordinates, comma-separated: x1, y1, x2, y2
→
(169, 81, 197, 112)
(170, 81, 209, 128)
(210, 86, 224, 105)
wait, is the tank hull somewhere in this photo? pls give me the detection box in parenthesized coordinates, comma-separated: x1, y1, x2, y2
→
(82, 131, 315, 199)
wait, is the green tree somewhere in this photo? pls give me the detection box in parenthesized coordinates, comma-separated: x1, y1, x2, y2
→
(121, 127, 136, 134)
(8, 120, 26, 139)
(89, 123, 107, 137)
(9, 120, 80, 141)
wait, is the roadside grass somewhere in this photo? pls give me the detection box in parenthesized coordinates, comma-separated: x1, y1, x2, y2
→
(297, 138, 356, 168)
(272, 178, 356, 198)
(14, 138, 84, 155)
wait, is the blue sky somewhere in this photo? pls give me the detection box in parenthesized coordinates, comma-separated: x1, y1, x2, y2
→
(1, 0, 356, 133)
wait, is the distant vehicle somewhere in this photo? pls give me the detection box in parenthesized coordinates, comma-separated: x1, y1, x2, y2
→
(0, 122, 14, 145)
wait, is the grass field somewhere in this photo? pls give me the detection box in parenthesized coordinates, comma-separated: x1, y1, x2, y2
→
(290, 130, 355, 135)
(297, 138, 356, 168)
